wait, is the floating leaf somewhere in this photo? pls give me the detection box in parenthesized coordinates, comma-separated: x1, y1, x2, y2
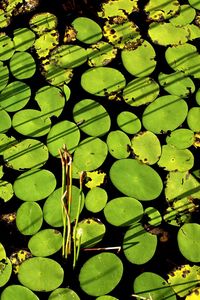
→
(0, 109, 11, 133)
(0, 32, 14, 61)
(188, 0, 200, 10)
(18, 257, 64, 292)
(13, 27, 35, 51)
(79, 253, 123, 296)
(1, 285, 39, 300)
(187, 107, 200, 132)
(106, 130, 131, 159)
(0, 180, 13, 202)
(144, 0, 180, 21)
(72, 17, 102, 44)
(0, 258, 12, 287)
(98, 0, 139, 19)
(48, 288, 80, 300)
(145, 207, 162, 226)
(0, 62, 9, 92)
(117, 111, 141, 134)
(0, 134, 17, 155)
(169, 4, 196, 26)
(166, 129, 194, 149)
(29, 12, 57, 35)
(85, 187, 108, 213)
(34, 30, 59, 58)
(10, 249, 32, 274)
(87, 41, 117, 67)
(85, 171, 106, 189)
(9, 52, 36, 80)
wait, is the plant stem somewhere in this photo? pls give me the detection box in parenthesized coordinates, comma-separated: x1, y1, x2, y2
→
(82, 246, 121, 253)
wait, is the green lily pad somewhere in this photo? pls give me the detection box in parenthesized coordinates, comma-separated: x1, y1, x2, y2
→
(63, 84, 71, 102)
(85, 187, 108, 213)
(72, 17, 102, 44)
(134, 272, 177, 300)
(0, 81, 31, 112)
(13, 27, 35, 51)
(0, 9, 11, 29)
(185, 24, 200, 41)
(188, 0, 200, 10)
(98, 0, 139, 19)
(35, 85, 65, 118)
(18, 257, 64, 292)
(87, 41, 117, 67)
(178, 223, 200, 262)
(106, 130, 131, 159)
(72, 137, 108, 178)
(121, 40, 156, 77)
(0, 134, 17, 155)
(158, 71, 195, 98)
(73, 99, 111, 137)
(81, 67, 126, 97)
(0, 180, 13, 202)
(3, 139, 49, 170)
(104, 197, 143, 227)
(79, 253, 123, 296)
(1, 285, 39, 300)
(85, 171, 106, 189)
(29, 12, 57, 35)
(0, 62, 9, 92)
(47, 120, 80, 157)
(0, 109, 11, 133)
(144, 0, 180, 21)
(166, 129, 194, 149)
(110, 159, 163, 201)
(170, 4, 196, 26)
(34, 30, 59, 58)
(187, 107, 200, 132)
(0, 166, 3, 179)
(48, 288, 80, 300)
(131, 131, 161, 165)
(123, 223, 157, 264)
(16, 202, 43, 235)
(76, 218, 106, 248)
(196, 88, 200, 105)
(12, 109, 51, 137)
(117, 111, 141, 134)
(0, 258, 12, 287)
(9, 52, 36, 80)
(142, 95, 188, 134)
(28, 229, 62, 257)
(123, 77, 159, 107)
(145, 207, 162, 226)
(0, 32, 14, 61)
(13, 168, 56, 201)
(43, 186, 84, 227)
(158, 144, 194, 172)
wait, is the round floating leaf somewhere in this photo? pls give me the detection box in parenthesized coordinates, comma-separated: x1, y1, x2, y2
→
(47, 120, 80, 157)
(0, 62, 9, 92)
(63, 84, 71, 101)
(98, 0, 138, 19)
(158, 144, 194, 172)
(0, 180, 13, 202)
(79, 253, 123, 296)
(43, 186, 84, 227)
(106, 130, 131, 159)
(186, 24, 200, 41)
(121, 40, 156, 77)
(144, 0, 180, 21)
(158, 71, 195, 98)
(18, 257, 64, 292)
(110, 159, 163, 201)
(0, 32, 14, 61)
(170, 5, 196, 26)
(196, 88, 200, 105)
(3, 139, 49, 170)
(166, 129, 194, 149)
(142, 95, 188, 134)
(123, 77, 159, 107)
(131, 131, 161, 165)
(0, 258, 12, 287)
(123, 223, 157, 264)
(87, 41, 117, 67)
(73, 99, 111, 137)
(73, 137, 108, 178)
(188, 0, 200, 9)
(34, 30, 59, 58)
(72, 17, 102, 44)
(16, 202, 43, 235)
(9, 249, 32, 275)
(12, 109, 51, 137)
(29, 12, 57, 34)
(187, 107, 200, 132)
(0, 81, 31, 112)
(0, 109, 11, 133)
(104, 197, 143, 227)
(28, 229, 62, 257)
(13, 168, 56, 201)
(1, 285, 39, 300)
(10, 52, 36, 80)
(51, 45, 87, 68)
(48, 288, 80, 300)
(178, 223, 200, 262)
(35, 85, 65, 118)
(0, 134, 17, 155)
(145, 207, 162, 226)
(85, 171, 106, 189)
(0, 242, 6, 259)
(81, 67, 126, 97)
(134, 272, 177, 300)
(13, 27, 35, 51)
(85, 187, 108, 213)
(117, 111, 141, 134)
(76, 218, 106, 248)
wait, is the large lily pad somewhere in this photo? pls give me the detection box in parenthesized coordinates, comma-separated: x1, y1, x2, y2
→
(110, 159, 163, 201)
(0, 257, 12, 287)
(10, 52, 36, 80)
(98, 0, 139, 19)
(29, 12, 57, 35)
(106, 130, 131, 159)
(0, 180, 13, 202)
(169, 4, 196, 26)
(0, 32, 14, 61)
(166, 129, 194, 149)
(0, 285, 39, 300)
(87, 41, 117, 67)
(144, 0, 180, 21)
(72, 17, 102, 44)
(85, 187, 108, 213)
(117, 111, 141, 134)
(0, 62, 9, 92)
(187, 107, 200, 132)
(0, 109, 11, 133)
(34, 30, 59, 58)
(13, 27, 35, 51)
(48, 288, 80, 300)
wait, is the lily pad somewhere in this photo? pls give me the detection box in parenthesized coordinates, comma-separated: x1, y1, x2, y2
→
(85, 171, 106, 189)
(18, 257, 64, 292)
(0, 81, 31, 112)
(0, 134, 17, 155)
(166, 129, 194, 149)
(110, 159, 163, 201)
(13, 168, 56, 201)
(188, 0, 200, 10)
(123, 77, 159, 107)
(121, 40, 156, 77)
(16, 202, 43, 235)
(9, 52, 36, 80)
(0, 180, 13, 202)
(87, 41, 117, 67)
(0, 62, 9, 92)
(169, 4, 196, 26)
(117, 111, 141, 134)
(145, 207, 162, 226)
(98, 0, 139, 19)
(48, 288, 80, 300)
(1, 285, 39, 300)
(106, 130, 131, 159)
(73, 99, 111, 137)
(104, 197, 143, 227)
(34, 30, 59, 58)
(85, 187, 108, 213)
(144, 0, 180, 21)
(81, 67, 126, 97)
(142, 95, 188, 134)
(123, 223, 157, 264)
(29, 12, 57, 35)
(0, 109, 11, 133)
(13, 27, 35, 51)
(47, 120, 80, 157)
(0, 32, 14, 61)
(0, 258, 12, 287)
(79, 253, 123, 296)
(72, 17, 102, 44)
(187, 107, 200, 132)
(196, 88, 200, 105)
